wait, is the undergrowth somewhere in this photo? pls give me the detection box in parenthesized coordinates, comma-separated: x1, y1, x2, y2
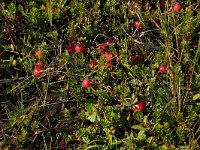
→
(0, 0, 199, 149)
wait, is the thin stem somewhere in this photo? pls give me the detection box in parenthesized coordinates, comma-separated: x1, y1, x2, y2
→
(178, 78, 181, 112)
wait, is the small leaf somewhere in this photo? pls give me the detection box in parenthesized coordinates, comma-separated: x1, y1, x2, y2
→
(147, 136, 153, 143)
(85, 102, 95, 112)
(16, 127, 28, 146)
(131, 124, 146, 131)
(87, 112, 99, 122)
(122, 99, 132, 106)
(193, 93, 200, 100)
(134, 111, 143, 122)
(137, 130, 146, 140)
(143, 115, 148, 124)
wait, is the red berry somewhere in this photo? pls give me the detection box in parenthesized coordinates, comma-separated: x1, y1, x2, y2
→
(134, 21, 143, 30)
(75, 44, 85, 53)
(132, 2, 142, 11)
(89, 60, 98, 68)
(34, 50, 42, 59)
(97, 43, 109, 55)
(66, 42, 75, 53)
(82, 79, 91, 88)
(132, 102, 146, 112)
(159, 64, 167, 74)
(98, 43, 109, 50)
(173, 2, 182, 12)
(36, 61, 44, 68)
(132, 54, 143, 65)
(34, 67, 43, 78)
(104, 51, 113, 62)
(105, 39, 114, 45)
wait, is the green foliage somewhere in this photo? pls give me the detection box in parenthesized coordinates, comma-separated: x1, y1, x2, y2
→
(0, 0, 199, 149)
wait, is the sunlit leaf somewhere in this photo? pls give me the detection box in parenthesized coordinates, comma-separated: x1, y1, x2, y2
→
(193, 93, 200, 101)
(131, 124, 146, 131)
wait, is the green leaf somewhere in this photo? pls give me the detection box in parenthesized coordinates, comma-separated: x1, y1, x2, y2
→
(87, 112, 100, 122)
(159, 144, 168, 150)
(85, 102, 95, 112)
(131, 124, 146, 131)
(143, 115, 148, 124)
(137, 130, 146, 140)
(16, 127, 28, 146)
(193, 93, 200, 100)
(134, 111, 144, 122)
